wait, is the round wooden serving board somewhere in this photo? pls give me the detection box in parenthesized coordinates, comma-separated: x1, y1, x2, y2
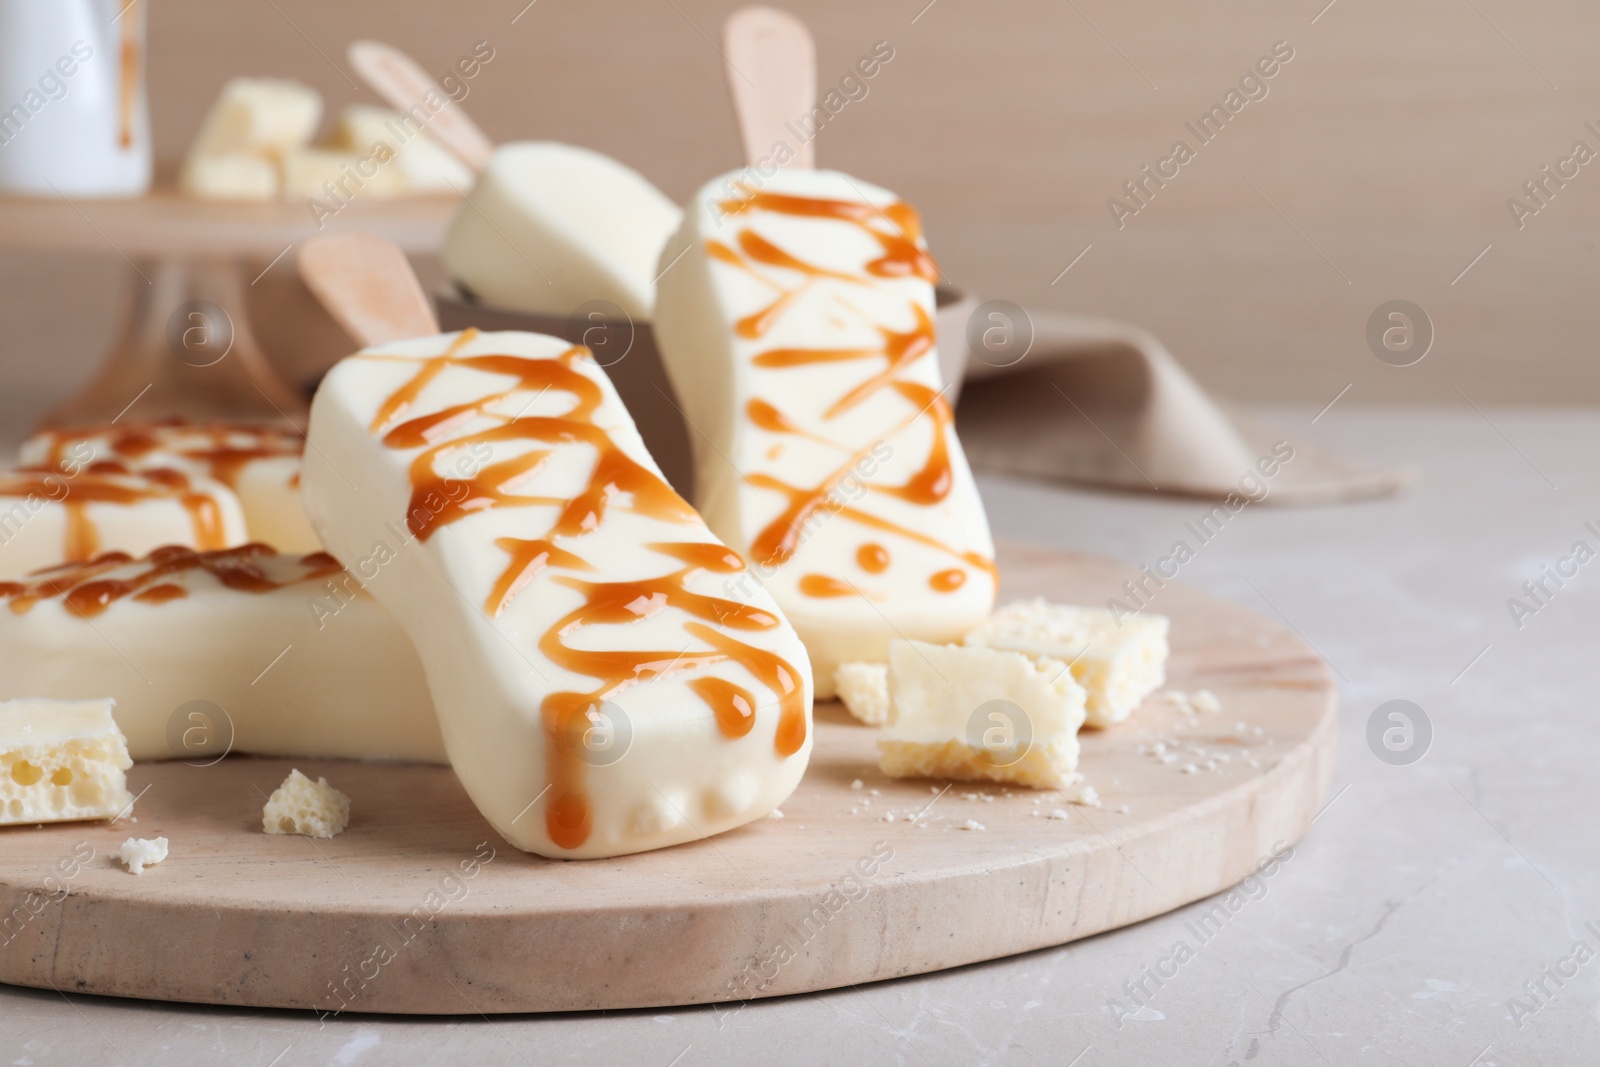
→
(0, 543, 1336, 1015)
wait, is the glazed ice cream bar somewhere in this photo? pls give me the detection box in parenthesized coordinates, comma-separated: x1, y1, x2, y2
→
(301, 328, 813, 859)
(0, 465, 247, 579)
(0, 544, 443, 763)
(653, 168, 997, 696)
(22, 420, 319, 552)
(443, 142, 682, 319)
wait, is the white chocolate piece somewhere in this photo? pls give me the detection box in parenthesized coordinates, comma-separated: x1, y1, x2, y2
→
(301, 329, 813, 858)
(178, 152, 279, 200)
(443, 142, 682, 319)
(279, 147, 407, 201)
(964, 600, 1169, 727)
(878, 641, 1085, 790)
(0, 466, 248, 580)
(262, 769, 349, 838)
(0, 698, 134, 825)
(335, 105, 475, 194)
(185, 77, 322, 159)
(834, 662, 889, 725)
(654, 168, 997, 698)
(116, 837, 168, 874)
(21, 421, 319, 553)
(0, 545, 443, 764)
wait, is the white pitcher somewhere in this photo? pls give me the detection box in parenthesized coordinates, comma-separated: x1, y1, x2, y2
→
(0, 0, 151, 197)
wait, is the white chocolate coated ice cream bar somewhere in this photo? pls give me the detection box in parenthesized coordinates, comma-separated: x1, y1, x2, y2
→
(301, 329, 813, 859)
(0, 544, 442, 763)
(0, 464, 247, 580)
(654, 167, 998, 695)
(22, 420, 318, 552)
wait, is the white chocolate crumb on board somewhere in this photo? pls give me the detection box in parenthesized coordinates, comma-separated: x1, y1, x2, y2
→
(262, 769, 350, 838)
(117, 836, 168, 875)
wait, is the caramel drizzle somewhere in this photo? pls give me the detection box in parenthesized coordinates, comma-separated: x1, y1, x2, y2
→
(0, 543, 342, 618)
(797, 574, 858, 598)
(0, 466, 232, 564)
(856, 543, 890, 573)
(358, 331, 807, 850)
(32, 418, 303, 488)
(118, 8, 139, 148)
(708, 187, 993, 596)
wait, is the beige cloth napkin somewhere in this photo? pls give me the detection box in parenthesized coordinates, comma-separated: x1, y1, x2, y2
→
(934, 293, 1411, 504)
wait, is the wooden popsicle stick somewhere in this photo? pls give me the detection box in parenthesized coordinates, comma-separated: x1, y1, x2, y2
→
(298, 232, 439, 347)
(722, 6, 816, 169)
(347, 39, 496, 172)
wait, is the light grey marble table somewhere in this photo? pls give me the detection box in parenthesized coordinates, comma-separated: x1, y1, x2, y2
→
(2, 406, 1589, 1066)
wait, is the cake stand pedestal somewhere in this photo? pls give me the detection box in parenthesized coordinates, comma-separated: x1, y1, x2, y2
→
(0, 187, 455, 430)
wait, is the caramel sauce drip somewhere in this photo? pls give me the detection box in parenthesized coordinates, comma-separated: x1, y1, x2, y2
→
(737, 229, 860, 284)
(0, 543, 343, 618)
(686, 621, 806, 757)
(929, 568, 967, 592)
(0, 465, 234, 563)
(822, 304, 936, 419)
(878, 380, 953, 504)
(735, 286, 806, 341)
(133, 583, 187, 605)
(797, 574, 856, 598)
(486, 538, 591, 617)
(747, 399, 803, 435)
(357, 334, 807, 850)
(718, 189, 937, 283)
(33, 419, 302, 489)
(65, 503, 98, 561)
(709, 188, 993, 593)
(118, 13, 139, 148)
(689, 677, 757, 739)
(748, 470, 997, 585)
(857, 543, 889, 573)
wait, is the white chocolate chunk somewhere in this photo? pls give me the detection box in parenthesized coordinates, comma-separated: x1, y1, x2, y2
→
(262, 769, 349, 838)
(178, 152, 279, 200)
(654, 168, 997, 698)
(0, 698, 134, 824)
(301, 329, 813, 858)
(878, 641, 1085, 790)
(185, 77, 322, 159)
(280, 146, 407, 201)
(0, 466, 248, 580)
(21, 420, 318, 552)
(335, 105, 475, 194)
(0, 544, 442, 763)
(834, 662, 889, 725)
(443, 142, 682, 318)
(964, 600, 1168, 727)
(180, 78, 321, 202)
(117, 836, 168, 874)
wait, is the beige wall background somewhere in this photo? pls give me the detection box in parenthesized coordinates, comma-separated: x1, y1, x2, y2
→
(4, 0, 1599, 418)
